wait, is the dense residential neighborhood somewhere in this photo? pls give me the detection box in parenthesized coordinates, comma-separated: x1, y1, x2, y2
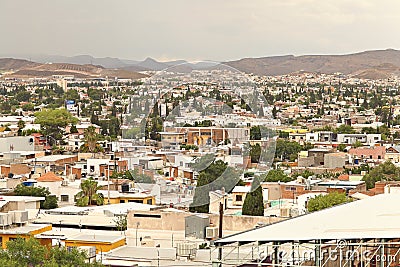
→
(0, 61, 400, 266)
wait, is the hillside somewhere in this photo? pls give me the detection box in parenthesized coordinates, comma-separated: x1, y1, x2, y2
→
(225, 49, 400, 79)
(2, 49, 400, 79)
(0, 58, 39, 70)
(0, 58, 147, 79)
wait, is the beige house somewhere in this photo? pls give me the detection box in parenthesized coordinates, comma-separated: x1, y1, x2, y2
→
(231, 186, 250, 206)
(385, 146, 400, 163)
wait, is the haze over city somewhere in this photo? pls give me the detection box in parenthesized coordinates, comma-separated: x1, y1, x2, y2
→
(1, 0, 400, 61)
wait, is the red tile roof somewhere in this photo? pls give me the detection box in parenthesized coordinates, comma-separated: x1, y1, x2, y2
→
(36, 172, 63, 182)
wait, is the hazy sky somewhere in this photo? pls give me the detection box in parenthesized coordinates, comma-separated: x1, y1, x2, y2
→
(0, 0, 399, 61)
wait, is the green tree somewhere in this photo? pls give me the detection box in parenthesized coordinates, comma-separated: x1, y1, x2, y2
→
(264, 169, 293, 182)
(82, 125, 101, 153)
(307, 192, 352, 212)
(302, 142, 314, 151)
(337, 143, 347, 152)
(17, 119, 25, 136)
(22, 103, 35, 111)
(14, 184, 58, 209)
(275, 139, 302, 161)
(292, 170, 315, 179)
(272, 106, 278, 119)
(0, 237, 46, 266)
(0, 237, 103, 267)
(64, 89, 80, 102)
(190, 158, 240, 213)
(362, 160, 400, 189)
(352, 140, 363, 148)
(69, 124, 78, 134)
(35, 109, 78, 142)
(335, 124, 356, 134)
(75, 178, 104, 206)
(242, 182, 264, 216)
(250, 126, 261, 140)
(15, 91, 31, 102)
(250, 143, 261, 163)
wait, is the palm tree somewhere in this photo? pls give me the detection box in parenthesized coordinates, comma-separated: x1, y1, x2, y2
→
(75, 178, 104, 206)
(83, 126, 100, 153)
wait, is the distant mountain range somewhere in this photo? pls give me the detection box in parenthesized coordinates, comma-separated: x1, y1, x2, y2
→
(2, 49, 400, 79)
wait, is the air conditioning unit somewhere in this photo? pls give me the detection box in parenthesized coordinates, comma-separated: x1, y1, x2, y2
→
(10, 210, 28, 224)
(206, 226, 219, 239)
(0, 213, 12, 226)
(61, 180, 68, 186)
(176, 242, 197, 258)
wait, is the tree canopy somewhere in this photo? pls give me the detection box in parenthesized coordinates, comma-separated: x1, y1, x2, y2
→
(275, 139, 302, 161)
(362, 160, 400, 189)
(0, 237, 103, 267)
(190, 158, 240, 213)
(80, 126, 103, 153)
(35, 109, 78, 142)
(75, 178, 104, 206)
(242, 183, 264, 216)
(307, 192, 352, 212)
(14, 184, 58, 209)
(264, 169, 293, 183)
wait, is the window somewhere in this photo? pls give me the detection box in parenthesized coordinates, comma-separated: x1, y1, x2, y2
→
(285, 186, 296, 191)
(378, 155, 381, 159)
(147, 199, 153, 205)
(235, 195, 243, 202)
(128, 200, 142, 203)
(133, 213, 161, 218)
(60, 195, 69, 202)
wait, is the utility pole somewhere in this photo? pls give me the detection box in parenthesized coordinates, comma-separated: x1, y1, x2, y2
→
(218, 202, 223, 263)
(107, 164, 110, 204)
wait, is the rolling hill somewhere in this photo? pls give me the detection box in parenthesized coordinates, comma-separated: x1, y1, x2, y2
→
(0, 58, 147, 79)
(2, 49, 400, 79)
(225, 49, 400, 79)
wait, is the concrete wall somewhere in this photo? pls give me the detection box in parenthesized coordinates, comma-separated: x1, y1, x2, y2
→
(261, 183, 281, 200)
(127, 210, 284, 232)
(298, 156, 315, 167)
(324, 154, 347, 169)
(0, 136, 35, 152)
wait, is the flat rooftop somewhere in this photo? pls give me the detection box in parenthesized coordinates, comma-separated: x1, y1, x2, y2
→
(66, 233, 125, 243)
(0, 223, 51, 235)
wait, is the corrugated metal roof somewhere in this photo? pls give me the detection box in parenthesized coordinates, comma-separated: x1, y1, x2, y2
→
(216, 193, 400, 245)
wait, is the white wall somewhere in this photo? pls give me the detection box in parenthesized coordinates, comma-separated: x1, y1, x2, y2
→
(0, 136, 35, 152)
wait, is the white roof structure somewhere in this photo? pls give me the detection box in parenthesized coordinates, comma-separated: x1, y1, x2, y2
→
(216, 193, 400, 245)
(26, 155, 76, 163)
(232, 186, 251, 193)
